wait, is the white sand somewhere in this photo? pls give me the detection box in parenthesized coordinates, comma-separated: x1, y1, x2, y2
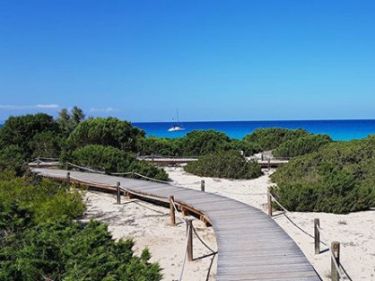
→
(165, 167, 375, 281)
(82, 191, 217, 281)
(81, 167, 375, 281)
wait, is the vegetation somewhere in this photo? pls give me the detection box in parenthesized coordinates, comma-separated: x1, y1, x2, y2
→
(57, 106, 85, 137)
(137, 137, 181, 156)
(273, 134, 332, 158)
(185, 150, 262, 179)
(71, 145, 168, 181)
(244, 128, 309, 151)
(0, 173, 162, 281)
(271, 136, 375, 213)
(67, 117, 145, 152)
(0, 114, 59, 158)
(179, 130, 231, 156)
(0, 145, 26, 176)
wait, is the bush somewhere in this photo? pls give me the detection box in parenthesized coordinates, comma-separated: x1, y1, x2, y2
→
(271, 137, 375, 213)
(179, 130, 232, 156)
(185, 150, 262, 179)
(273, 134, 332, 157)
(0, 174, 161, 281)
(137, 137, 181, 156)
(244, 128, 309, 151)
(0, 113, 59, 157)
(229, 140, 262, 156)
(71, 145, 168, 181)
(0, 145, 26, 175)
(67, 117, 145, 152)
(29, 131, 62, 159)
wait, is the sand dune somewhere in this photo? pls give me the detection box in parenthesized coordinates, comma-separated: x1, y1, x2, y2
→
(82, 167, 374, 280)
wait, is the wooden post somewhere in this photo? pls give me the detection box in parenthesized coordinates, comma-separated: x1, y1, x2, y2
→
(267, 187, 273, 217)
(314, 218, 320, 254)
(169, 196, 176, 225)
(201, 180, 205, 192)
(66, 172, 70, 184)
(185, 218, 193, 261)
(268, 158, 271, 170)
(116, 182, 121, 204)
(331, 241, 340, 281)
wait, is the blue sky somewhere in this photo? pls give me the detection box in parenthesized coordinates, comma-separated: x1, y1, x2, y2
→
(0, 0, 375, 122)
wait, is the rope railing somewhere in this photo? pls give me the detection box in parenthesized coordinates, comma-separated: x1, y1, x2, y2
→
(268, 190, 353, 281)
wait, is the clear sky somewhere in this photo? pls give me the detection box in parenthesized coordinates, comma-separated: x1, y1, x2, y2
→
(0, 0, 374, 122)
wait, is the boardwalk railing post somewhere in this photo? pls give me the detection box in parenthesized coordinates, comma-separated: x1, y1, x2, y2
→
(331, 241, 340, 281)
(169, 195, 176, 225)
(201, 180, 205, 192)
(314, 218, 320, 254)
(116, 182, 121, 204)
(185, 217, 194, 261)
(267, 187, 273, 217)
(268, 158, 271, 170)
(66, 172, 70, 184)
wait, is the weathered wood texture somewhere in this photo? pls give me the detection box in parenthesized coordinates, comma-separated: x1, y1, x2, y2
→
(32, 168, 321, 281)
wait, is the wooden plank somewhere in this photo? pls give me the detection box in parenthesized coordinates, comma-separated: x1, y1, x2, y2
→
(31, 168, 321, 281)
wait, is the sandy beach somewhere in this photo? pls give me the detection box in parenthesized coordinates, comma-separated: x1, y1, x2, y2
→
(165, 167, 375, 281)
(82, 167, 375, 281)
(82, 190, 217, 281)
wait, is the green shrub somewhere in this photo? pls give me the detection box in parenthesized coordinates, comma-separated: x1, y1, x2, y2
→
(273, 134, 332, 157)
(29, 131, 62, 159)
(67, 117, 145, 152)
(0, 145, 26, 176)
(179, 130, 232, 156)
(229, 140, 262, 156)
(271, 137, 375, 213)
(71, 145, 168, 181)
(0, 176, 85, 224)
(244, 128, 309, 151)
(137, 137, 181, 156)
(185, 150, 262, 179)
(0, 113, 59, 157)
(0, 175, 161, 281)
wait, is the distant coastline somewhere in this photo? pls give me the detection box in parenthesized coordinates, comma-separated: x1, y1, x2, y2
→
(2, 118, 374, 141)
(133, 119, 375, 141)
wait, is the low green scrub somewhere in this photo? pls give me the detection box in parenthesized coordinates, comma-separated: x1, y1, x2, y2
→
(137, 137, 181, 156)
(185, 150, 262, 179)
(244, 128, 309, 151)
(0, 145, 26, 176)
(271, 137, 375, 213)
(0, 174, 162, 281)
(179, 130, 232, 156)
(71, 144, 168, 181)
(273, 134, 332, 157)
(67, 117, 145, 152)
(229, 140, 262, 156)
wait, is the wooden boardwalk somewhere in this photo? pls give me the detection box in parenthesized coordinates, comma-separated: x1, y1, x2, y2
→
(138, 156, 289, 168)
(32, 168, 320, 281)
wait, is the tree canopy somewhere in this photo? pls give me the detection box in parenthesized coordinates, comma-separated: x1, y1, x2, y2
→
(67, 117, 145, 152)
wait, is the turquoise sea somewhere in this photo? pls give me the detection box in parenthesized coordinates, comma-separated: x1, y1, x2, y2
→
(133, 120, 375, 141)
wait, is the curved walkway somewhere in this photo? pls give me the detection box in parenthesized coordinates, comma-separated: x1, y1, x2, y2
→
(32, 168, 321, 281)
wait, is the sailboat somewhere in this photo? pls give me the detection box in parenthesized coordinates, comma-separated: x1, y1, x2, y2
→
(168, 110, 185, 132)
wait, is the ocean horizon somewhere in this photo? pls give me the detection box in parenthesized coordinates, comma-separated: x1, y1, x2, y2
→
(133, 119, 375, 141)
